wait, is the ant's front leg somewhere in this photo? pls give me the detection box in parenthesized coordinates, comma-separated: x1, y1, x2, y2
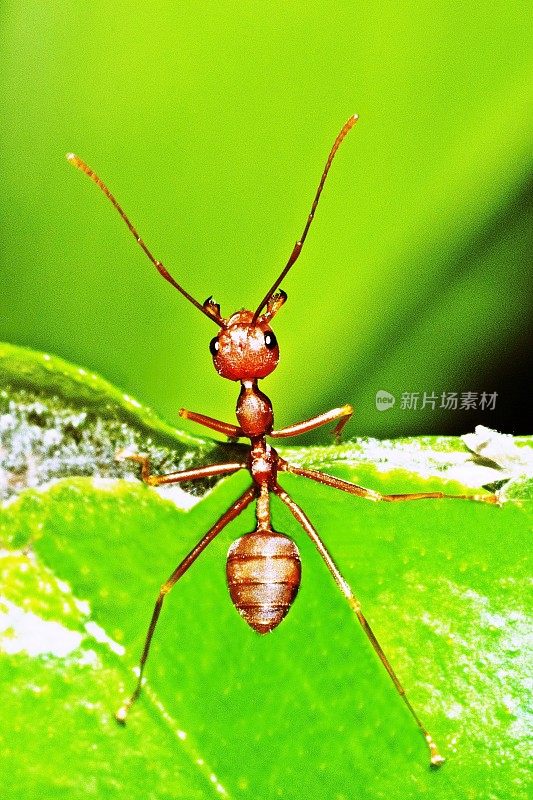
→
(281, 464, 498, 504)
(116, 451, 247, 486)
(179, 408, 245, 439)
(270, 404, 353, 443)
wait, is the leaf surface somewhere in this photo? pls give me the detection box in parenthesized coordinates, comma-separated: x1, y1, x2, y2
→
(1, 344, 531, 800)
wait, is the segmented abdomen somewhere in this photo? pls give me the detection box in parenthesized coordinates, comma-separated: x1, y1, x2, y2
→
(226, 530, 301, 634)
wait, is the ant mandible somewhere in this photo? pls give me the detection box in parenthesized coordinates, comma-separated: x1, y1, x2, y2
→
(67, 116, 496, 768)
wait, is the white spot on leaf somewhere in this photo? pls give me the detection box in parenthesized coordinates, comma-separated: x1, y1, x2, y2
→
(0, 598, 83, 657)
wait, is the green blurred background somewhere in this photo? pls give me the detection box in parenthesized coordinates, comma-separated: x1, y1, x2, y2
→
(1, 1, 531, 441)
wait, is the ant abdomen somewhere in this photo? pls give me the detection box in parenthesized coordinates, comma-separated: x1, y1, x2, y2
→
(226, 530, 301, 634)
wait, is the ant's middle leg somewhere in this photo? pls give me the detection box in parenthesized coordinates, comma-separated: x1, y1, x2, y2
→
(281, 464, 498, 503)
(270, 404, 353, 443)
(116, 451, 247, 486)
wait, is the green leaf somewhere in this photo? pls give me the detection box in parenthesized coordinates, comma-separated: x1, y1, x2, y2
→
(1, 344, 531, 800)
(0, 341, 247, 506)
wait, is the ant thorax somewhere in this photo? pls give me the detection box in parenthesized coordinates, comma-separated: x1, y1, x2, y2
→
(236, 382, 274, 437)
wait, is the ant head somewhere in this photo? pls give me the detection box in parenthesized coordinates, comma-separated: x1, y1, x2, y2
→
(208, 292, 286, 382)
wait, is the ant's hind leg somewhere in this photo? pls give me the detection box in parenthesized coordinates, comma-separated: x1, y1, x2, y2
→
(116, 484, 256, 723)
(116, 451, 247, 486)
(273, 483, 445, 768)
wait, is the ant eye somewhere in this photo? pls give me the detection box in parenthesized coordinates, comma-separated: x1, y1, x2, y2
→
(264, 331, 277, 350)
(209, 337, 220, 356)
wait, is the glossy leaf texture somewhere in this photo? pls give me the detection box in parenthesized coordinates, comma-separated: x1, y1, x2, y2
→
(1, 344, 531, 800)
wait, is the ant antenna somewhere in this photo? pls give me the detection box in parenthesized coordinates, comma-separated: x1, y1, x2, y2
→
(66, 154, 225, 327)
(253, 114, 358, 322)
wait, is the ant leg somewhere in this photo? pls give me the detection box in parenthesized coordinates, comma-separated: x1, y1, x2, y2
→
(272, 483, 445, 768)
(282, 464, 498, 504)
(179, 408, 244, 439)
(116, 451, 247, 486)
(271, 404, 353, 443)
(116, 484, 256, 723)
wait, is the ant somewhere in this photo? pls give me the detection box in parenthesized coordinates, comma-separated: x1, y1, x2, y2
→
(67, 116, 496, 768)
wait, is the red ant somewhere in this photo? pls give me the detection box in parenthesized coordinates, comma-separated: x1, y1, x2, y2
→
(67, 116, 496, 768)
